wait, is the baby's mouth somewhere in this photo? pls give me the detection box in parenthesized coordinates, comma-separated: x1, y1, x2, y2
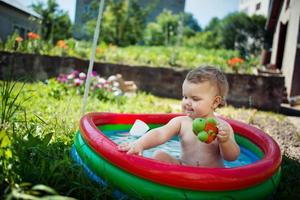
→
(185, 108, 194, 114)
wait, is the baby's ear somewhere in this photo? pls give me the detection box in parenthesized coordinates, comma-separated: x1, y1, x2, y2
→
(213, 96, 222, 108)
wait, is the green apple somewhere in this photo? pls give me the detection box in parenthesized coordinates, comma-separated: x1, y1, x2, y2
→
(193, 118, 206, 134)
(206, 118, 217, 125)
(198, 131, 208, 142)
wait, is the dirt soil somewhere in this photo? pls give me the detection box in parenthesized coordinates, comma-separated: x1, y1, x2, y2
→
(223, 110, 300, 160)
(252, 115, 300, 160)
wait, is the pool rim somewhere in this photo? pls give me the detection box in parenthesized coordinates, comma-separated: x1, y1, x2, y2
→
(79, 112, 282, 191)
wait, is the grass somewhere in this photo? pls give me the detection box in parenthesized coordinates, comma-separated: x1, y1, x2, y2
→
(1, 80, 299, 199)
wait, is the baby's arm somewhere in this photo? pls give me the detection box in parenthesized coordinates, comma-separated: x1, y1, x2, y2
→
(217, 120, 240, 161)
(118, 116, 182, 155)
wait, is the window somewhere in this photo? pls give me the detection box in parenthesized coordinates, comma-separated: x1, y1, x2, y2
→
(256, 2, 261, 11)
(286, 0, 290, 10)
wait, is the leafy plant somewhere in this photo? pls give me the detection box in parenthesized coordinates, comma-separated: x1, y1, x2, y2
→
(0, 77, 28, 193)
(0, 81, 24, 126)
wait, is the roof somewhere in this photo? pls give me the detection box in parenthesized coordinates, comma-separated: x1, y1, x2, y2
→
(0, 0, 41, 19)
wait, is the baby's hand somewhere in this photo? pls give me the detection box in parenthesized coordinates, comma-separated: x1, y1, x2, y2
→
(217, 123, 230, 143)
(117, 142, 144, 155)
(217, 130, 230, 143)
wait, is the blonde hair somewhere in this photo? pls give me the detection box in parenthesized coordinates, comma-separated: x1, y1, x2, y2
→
(185, 66, 229, 106)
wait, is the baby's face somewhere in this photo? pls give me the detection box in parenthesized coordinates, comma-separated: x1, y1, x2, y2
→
(181, 80, 219, 119)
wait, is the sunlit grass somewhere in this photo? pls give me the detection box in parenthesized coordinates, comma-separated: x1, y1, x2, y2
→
(1, 81, 299, 199)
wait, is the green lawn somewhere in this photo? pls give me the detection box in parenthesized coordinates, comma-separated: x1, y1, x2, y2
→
(1, 80, 299, 199)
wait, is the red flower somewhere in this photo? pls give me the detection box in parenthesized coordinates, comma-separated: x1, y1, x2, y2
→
(27, 32, 40, 40)
(227, 57, 244, 66)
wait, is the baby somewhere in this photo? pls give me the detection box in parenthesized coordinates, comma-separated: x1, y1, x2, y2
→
(118, 66, 240, 167)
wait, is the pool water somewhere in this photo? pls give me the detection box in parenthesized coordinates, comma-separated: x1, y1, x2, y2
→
(105, 130, 259, 168)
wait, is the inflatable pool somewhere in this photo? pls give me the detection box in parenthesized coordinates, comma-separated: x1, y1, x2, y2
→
(72, 112, 281, 200)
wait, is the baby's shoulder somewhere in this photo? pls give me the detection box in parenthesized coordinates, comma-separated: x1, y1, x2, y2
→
(170, 116, 192, 125)
(176, 115, 192, 122)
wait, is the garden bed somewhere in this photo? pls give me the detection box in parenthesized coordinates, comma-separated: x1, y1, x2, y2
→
(0, 51, 285, 112)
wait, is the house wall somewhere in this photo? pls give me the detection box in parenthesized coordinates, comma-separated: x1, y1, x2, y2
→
(0, 3, 40, 41)
(239, 0, 270, 16)
(0, 51, 285, 112)
(270, 0, 300, 97)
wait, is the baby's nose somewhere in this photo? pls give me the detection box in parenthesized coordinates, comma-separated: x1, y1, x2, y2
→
(186, 99, 192, 105)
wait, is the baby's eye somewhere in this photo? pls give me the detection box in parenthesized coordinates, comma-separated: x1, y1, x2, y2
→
(192, 97, 201, 101)
(182, 95, 187, 99)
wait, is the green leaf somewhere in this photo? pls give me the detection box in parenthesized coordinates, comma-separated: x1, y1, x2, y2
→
(0, 129, 7, 140)
(42, 133, 53, 146)
(32, 184, 57, 195)
(40, 195, 77, 200)
(0, 134, 11, 148)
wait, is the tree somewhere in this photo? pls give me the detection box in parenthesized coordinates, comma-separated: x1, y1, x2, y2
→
(219, 12, 266, 58)
(182, 12, 267, 57)
(204, 17, 221, 32)
(143, 22, 164, 45)
(143, 10, 200, 46)
(183, 31, 222, 49)
(182, 13, 202, 37)
(221, 13, 251, 50)
(247, 15, 267, 55)
(205, 13, 266, 58)
(86, 0, 151, 46)
(31, 0, 72, 43)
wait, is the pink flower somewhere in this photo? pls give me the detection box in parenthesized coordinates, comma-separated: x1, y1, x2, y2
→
(92, 71, 97, 76)
(57, 74, 68, 83)
(79, 72, 86, 80)
(74, 78, 83, 86)
(67, 74, 75, 80)
(71, 70, 79, 76)
(98, 78, 106, 84)
(96, 83, 103, 88)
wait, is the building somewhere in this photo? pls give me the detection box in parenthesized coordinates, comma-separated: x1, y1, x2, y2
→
(266, 0, 300, 98)
(139, 0, 186, 22)
(74, 0, 186, 40)
(0, 0, 41, 41)
(239, 0, 271, 16)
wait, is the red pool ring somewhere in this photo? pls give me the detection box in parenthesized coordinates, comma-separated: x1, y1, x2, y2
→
(79, 112, 281, 191)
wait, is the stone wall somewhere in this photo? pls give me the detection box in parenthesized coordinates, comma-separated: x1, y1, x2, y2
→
(0, 51, 285, 111)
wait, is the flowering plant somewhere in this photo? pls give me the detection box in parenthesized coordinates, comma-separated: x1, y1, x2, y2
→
(26, 32, 41, 54)
(27, 32, 40, 40)
(48, 70, 126, 102)
(227, 57, 244, 73)
(55, 40, 68, 56)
